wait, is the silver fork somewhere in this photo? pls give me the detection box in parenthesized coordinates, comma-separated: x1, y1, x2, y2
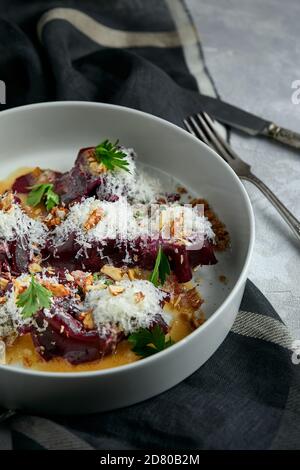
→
(184, 112, 300, 242)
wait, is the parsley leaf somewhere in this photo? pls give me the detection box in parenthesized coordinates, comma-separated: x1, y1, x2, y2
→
(27, 183, 60, 211)
(149, 246, 171, 287)
(128, 325, 174, 358)
(95, 139, 130, 172)
(16, 276, 52, 319)
(44, 186, 60, 211)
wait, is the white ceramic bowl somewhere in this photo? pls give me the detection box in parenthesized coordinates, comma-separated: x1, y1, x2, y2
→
(0, 102, 254, 414)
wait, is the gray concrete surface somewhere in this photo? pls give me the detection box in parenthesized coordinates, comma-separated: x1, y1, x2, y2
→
(187, 0, 300, 337)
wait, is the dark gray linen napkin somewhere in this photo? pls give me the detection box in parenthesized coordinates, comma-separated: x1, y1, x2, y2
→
(0, 0, 299, 450)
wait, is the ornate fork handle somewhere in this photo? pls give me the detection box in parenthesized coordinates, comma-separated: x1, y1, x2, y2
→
(242, 173, 300, 241)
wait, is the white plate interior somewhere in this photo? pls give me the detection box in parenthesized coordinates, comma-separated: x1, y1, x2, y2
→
(0, 102, 252, 372)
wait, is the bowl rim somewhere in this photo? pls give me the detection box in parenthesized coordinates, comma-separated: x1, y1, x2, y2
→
(0, 101, 255, 378)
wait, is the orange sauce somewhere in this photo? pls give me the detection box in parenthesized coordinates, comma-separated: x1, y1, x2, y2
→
(6, 335, 138, 372)
(1, 168, 200, 373)
(0, 167, 34, 194)
(6, 308, 194, 373)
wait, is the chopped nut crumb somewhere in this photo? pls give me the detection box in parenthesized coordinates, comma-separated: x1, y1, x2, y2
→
(190, 198, 230, 251)
(0, 192, 14, 212)
(101, 265, 123, 281)
(82, 312, 95, 330)
(89, 161, 106, 174)
(32, 167, 43, 178)
(46, 266, 55, 275)
(28, 262, 43, 274)
(126, 267, 143, 280)
(0, 277, 9, 290)
(156, 197, 167, 204)
(171, 286, 203, 315)
(108, 285, 125, 296)
(84, 208, 104, 230)
(134, 291, 145, 303)
(173, 294, 182, 308)
(14, 280, 27, 297)
(45, 206, 68, 228)
(42, 282, 70, 297)
(219, 275, 228, 285)
(71, 271, 94, 292)
(128, 268, 136, 281)
(170, 219, 175, 237)
(177, 186, 187, 194)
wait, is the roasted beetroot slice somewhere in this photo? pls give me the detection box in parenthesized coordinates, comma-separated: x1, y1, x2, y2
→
(54, 146, 132, 205)
(149, 314, 169, 334)
(32, 310, 122, 365)
(0, 240, 30, 276)
(187, 239, 217, 269)
(54, 168, 90, 205)
(45, 235, 217, 283)
(54, 147, 103, 205)
(141, 239, 216, 283)
(0, 243, 10, 274)
(12, 169, 61, 194)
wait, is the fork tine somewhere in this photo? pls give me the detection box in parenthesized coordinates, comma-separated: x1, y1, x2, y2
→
(184, 116, 210, 145)
(201, 112, 239, 161)
(183, 118, 196, 137)
(196, 113, 231, 162)
(185, 114, 229, 163)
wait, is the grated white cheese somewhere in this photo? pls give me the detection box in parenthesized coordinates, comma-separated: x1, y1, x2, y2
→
(98, 147, 163, 203)
(85, 279, 170, 336)
(0, 197, 48, 256)
(52, 197, 142, 250)
(0, 278, 30, 339)
(128, 168, 164, 204)
(98, 147, 137, 200)
(52, 145, 214, 253)
(52, 197, 214, 252)
(150, 204, 215, 244)
(0, 274, 46, 339)
(0, 291, 16, 339)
